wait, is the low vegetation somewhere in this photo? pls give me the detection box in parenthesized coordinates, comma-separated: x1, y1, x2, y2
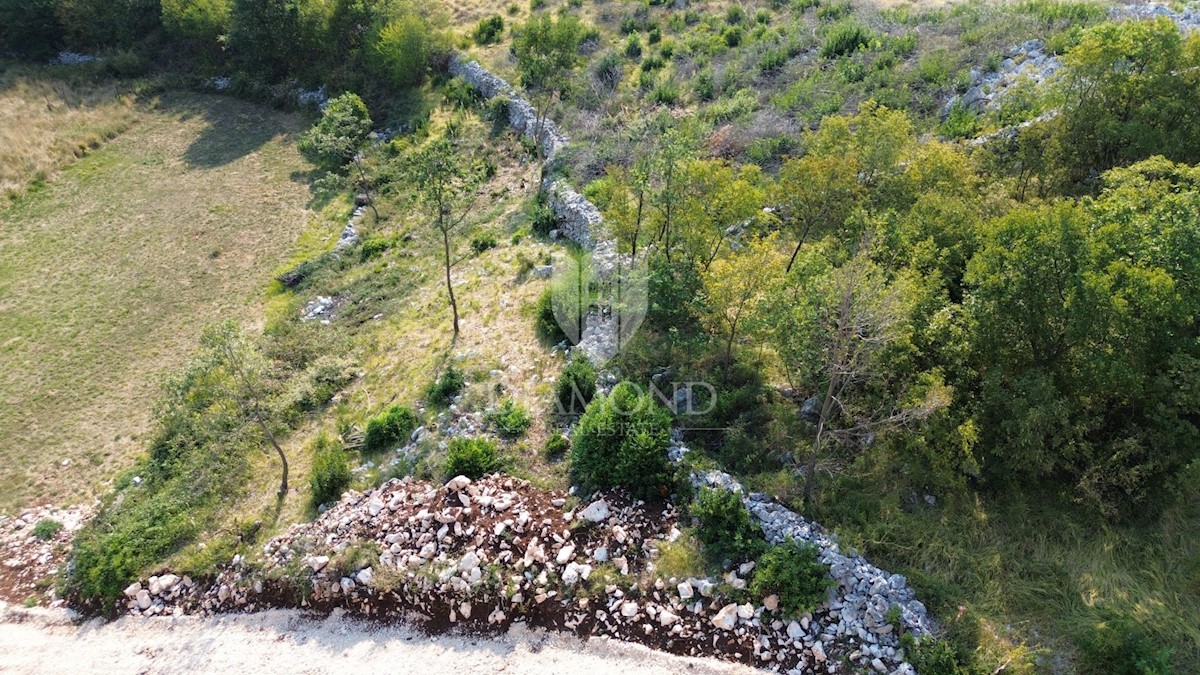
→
(749, 541, 833, 619)
(444, 437, 502, 480)
(570, 382, 674, 501)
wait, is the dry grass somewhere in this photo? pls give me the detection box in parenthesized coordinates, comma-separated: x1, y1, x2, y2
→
(0, 90, 319, 513)
(0, 67, 141, 202)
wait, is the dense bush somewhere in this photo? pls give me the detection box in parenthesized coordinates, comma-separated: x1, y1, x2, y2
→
(690, 487, 766, 564)
(570, 382, 673, 500)
(820, 21, 872, 58)
(362, 404, 418, 453)
(555, 353, 597, 415)
(474, 15, 504, 45)
(544, 432, 570, 459)
(426, 365, 466, 406)
(309, 431, 350, 506)
(444, 437, 501, 479)
(486, 398, 532, 438)
(529, 194, 557, 235)
(749, 540, 834, 617)
(535, 288, 569, 344)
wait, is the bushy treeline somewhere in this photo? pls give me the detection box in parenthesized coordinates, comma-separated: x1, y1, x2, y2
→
(0, 0, 450, 94)
(585, 18, 1200, 523)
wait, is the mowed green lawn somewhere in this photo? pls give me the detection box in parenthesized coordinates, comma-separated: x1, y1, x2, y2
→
(0, 91, 314, 512)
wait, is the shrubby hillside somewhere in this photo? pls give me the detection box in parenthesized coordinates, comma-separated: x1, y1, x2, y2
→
(3, 0, 1200, 673)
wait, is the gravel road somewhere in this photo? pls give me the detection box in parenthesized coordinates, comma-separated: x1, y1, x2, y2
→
(0, 604, 759, 675)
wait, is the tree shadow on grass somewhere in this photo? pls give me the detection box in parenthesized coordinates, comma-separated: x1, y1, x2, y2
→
(159, 94, 302, 169)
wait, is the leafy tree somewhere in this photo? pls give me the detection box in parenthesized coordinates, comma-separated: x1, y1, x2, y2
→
(298, 92, 379, 217)
(161, 0, 231, 59)
(512, 14, 583, 162)
(650, 119, 698, 262)
(763, 247, 949, 508)
(55, 0, 162, 51)
(372, 10, 446, 89)
(773, 153, 862, 273)
(966, 170, 1200, 518)
(229, 0, 330, 81)
(404, 137, 482, 335)
(206, 322, 292, 498)
(0, 0, 62, 59)
(1050, 18, 1200, 190)
(299, 92, 372, 169)
(677, 159, 764, 271)
(702, 233, 783, 366)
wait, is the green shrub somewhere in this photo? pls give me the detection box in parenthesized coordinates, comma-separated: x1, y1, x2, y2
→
(471, 233, 498, 253)
(529, 194, 556, 235)
(544, 432, 570, 458)
(723, 26, 744, 47)
(555, 353, 597, 415)
(444, 437, 501, 479)
(759, 47, 789, 74)
(940, 103, 980, 140)
(750, 540, 834, 617)
(648, 25, 662, 44)
(360, 234, 396, 261)
(820, 21, 872, 58)
(625, 34, 643, 59)
(486, 95, 511, 124)
(690, 487, 766, 564)
(641, 54, 665, 72)
(904, 637, 973, 675)
(298, 92, 372, 170)
(487, 398, 532, 438)
(32, 519, 62, 541)
(427, 365, 466, 406)
(725, 5, 746, 24)
(536, 288, 569, 344)
(309, 431, 350, 506)
(1076, 609, 1175, 675)
(0, 0, 62, 59)
(474, 15, 505, 45)
(443, 77, 479, 108)
(593, 51, 624, 89)
(363, 404, 419, 453)
(570, 382, 673, 500)
(650, 82, 679, 105)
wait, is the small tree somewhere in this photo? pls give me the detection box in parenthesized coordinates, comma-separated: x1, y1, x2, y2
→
(702, 234, 783, 367)
(298, 92, 379, 218)
(773, 154, 862, 273)
(763, 247, 949, 508)
(405, 137, 482, 335)
(512, 14, 583, 163)
(206, 322, 291, 498)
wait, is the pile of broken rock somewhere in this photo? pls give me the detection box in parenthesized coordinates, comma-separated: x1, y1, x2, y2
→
(122, 474, 922, 674)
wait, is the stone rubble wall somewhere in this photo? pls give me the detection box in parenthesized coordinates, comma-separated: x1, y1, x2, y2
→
(448, 54, 623, 362)
(672, 441, 934, 652)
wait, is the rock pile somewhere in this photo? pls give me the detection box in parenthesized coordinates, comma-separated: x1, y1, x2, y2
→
(0, 504, 93, 607)
(124, 473, 923, 673)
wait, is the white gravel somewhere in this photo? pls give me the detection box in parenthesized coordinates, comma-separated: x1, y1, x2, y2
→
(0, 604, 758, 675)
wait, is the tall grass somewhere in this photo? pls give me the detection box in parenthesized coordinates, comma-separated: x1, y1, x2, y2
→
(0, 67, 140, 202)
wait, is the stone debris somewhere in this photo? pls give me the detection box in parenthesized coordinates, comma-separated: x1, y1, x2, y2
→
(119, 471, 925, 673)
(0, 503, 94, 607)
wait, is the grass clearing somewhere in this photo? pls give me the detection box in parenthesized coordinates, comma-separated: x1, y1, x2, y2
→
(0, 89, 322, 513)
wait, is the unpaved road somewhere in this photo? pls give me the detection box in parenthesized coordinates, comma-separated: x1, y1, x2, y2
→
(0, 604, 759, 674)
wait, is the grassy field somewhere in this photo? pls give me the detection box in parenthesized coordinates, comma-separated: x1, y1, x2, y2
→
(0, 89, 320, 513)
